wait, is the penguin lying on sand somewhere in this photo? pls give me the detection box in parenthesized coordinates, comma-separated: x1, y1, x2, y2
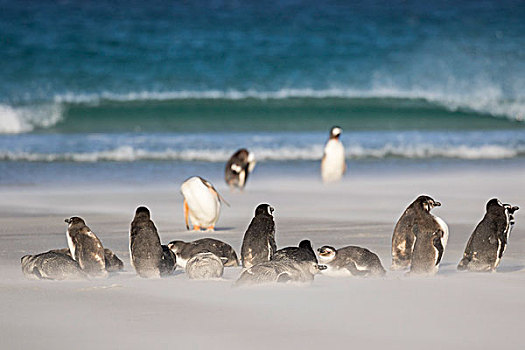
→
(235, 260, 326, 286)
(168, 238, 239, 268)
(21, 251, 86, 280)
(272, 240, 317, 263)
(317, 245, 386, 277)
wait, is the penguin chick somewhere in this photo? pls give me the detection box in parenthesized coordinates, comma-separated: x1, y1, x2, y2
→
(391, 195, 448, 270)
(21, 251, 86, 280)
(65, 216, 107, 278)
(272, 239, 318, 263)
(241, 204, 277, 268)
(168, 238, 239, 268)
(458, 199, 519, 272)
(185, 252, 224, 280)
(129, 206, 164, 278)
(317, 245, 386, 277)
(235, 260, 325, 286)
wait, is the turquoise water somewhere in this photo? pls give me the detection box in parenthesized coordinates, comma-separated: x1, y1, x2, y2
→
(1, 1, 524, 184)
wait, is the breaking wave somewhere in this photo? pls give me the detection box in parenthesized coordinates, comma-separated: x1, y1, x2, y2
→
(0, 86, 523, 134)
(1, 144, 523, 162)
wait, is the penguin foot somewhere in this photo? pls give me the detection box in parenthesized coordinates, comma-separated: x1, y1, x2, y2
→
(193, 225, 201, 231)
(206, 226, 215, 232)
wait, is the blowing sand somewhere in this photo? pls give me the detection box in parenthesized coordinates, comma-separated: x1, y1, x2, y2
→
(1, 166, 524, 349)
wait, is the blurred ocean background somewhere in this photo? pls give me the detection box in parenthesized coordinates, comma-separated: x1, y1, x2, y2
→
(1, 0, 524, 185)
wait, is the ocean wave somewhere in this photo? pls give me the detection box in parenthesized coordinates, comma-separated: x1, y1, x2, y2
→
(1, 86, 523, 134)
(1, 144, 522, 162)
(54, 87, 525, 122)
(0, 104, 63, 134)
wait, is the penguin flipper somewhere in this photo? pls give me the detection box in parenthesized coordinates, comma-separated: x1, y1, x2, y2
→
(345, 262, 368, 277)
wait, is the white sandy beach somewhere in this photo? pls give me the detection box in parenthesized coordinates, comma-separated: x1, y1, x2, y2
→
(1, 166, 524, 349)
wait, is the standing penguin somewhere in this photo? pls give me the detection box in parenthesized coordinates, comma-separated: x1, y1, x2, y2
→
(410, 229, 445, 275)
(225, 148, 256, 190)
(458, 199, 519, 272)
(181, 176, 227, 231)
(391, 195, 448, 270)
(129, 206, 165, 278)
(65, 217, 107, 278)
(241, 204, 277, 268)
(321, 126, 346, 183)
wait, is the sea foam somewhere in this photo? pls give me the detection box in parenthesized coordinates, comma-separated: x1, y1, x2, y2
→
(1, 143, 522, 162)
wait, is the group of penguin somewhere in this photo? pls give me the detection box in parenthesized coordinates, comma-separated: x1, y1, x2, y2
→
(20, 127, 520, 284)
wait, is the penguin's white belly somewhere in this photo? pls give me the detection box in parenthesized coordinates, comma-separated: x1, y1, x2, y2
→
(66, 230, 76, 261)
(321, 140, 345, 182)
(432, 214, 449, 249)
(181, 179, 220, 227)
(175, 254, 188, 269)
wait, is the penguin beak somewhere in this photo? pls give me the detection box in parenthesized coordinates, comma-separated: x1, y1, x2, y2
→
(64, 218, 71, 224)
(434, 202, 441, 207)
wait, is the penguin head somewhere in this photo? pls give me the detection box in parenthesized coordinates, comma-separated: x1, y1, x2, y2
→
(64, 216, 86, 227)
(235, 148, 249, 160)
(317, 246, 336, 262)
(21, 255, 31, 265)
(485, 198, 506, 216)
(298, 240, 313, 251)
(306, 261, 325, 275)
(167, 240, 185, 254)
(505, 205, 519, 215)
(415, 195, 441, 212)
(255, 204, 274, 217)
(330, 126, 342, 139)
(134, 206, 151, 220)
(504, 204, 519, 226)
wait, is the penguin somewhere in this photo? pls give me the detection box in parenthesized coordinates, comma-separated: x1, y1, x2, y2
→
(167, 238, 239, 268)
(241, 204, 277, 268)
(160, 245, 177, 276)
(391, 195, 448, 270)
(129, 206, 165, 278)
(317, 245, 386, 277)
(185, 252, 224, 280)
(458, 199, 519, 272)
(272, 240, 318, 263)
(21, 250, 86, 280)
(410, 229, 445, 275)
(225, 148, 256, 190)
(235, 260, 326, 286)
(321, 126, 346, 183)
(102, 248, 125, 272)
(65, 217, 107, 278)
(181, 176, 228, 231)
(51, 247, 124, 273)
